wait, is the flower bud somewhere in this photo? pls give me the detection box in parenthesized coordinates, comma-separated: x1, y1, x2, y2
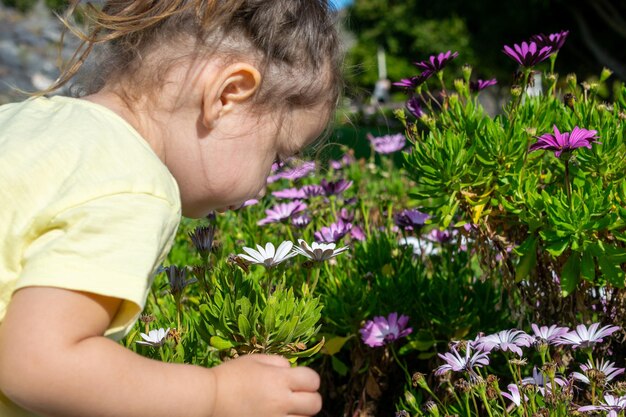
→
(454, 379, 472, 394)
(600, 67, 613, 83)
(563, 93, 576, 109)
(421, 114, 437, 130)
(404, 391, 418, 409)
(412, 372, 427, 388)
(589, 82, 599, 93)
(462, 63, 472, 82)
(394, 108, 408, 127)
(524, 127, 537, 136)
(566, 73, 577, 91)
(139, 314, 156, 324)
(541, 362, 557, 379)
(424, 400, 440, 417)
(448, 93, 460, 107)
(454, 78, 466, 94)
(546, 73, 557, 83)
(510, 85, 523, 97)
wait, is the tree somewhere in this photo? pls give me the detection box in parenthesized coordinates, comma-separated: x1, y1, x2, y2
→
(343, 0, 626, 95)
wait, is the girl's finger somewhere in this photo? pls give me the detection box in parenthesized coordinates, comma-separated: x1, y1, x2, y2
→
(287, 366, 321, 391)
(288, 391, 323, 416)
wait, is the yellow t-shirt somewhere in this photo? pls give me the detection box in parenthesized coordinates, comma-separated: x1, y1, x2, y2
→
(0, 96, 182, 416)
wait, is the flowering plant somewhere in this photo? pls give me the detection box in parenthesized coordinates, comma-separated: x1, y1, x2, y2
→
(396, 30, 626, 327)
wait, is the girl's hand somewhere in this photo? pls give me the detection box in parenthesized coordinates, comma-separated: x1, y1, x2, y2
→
(209, 354, 322, 417)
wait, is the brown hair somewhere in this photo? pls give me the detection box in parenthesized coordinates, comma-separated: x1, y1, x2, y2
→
(53, 0, 343, 113)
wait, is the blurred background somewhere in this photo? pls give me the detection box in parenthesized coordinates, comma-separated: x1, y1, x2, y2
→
(1, 0, 625, 113)
(3, 0, 624, 162)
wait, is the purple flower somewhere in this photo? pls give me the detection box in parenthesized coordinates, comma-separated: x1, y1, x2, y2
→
(530, 30, 569, 53)
(572, 358, 625, 385)
(339, 208, 354, 223)
(556, 323, 620, 349)
(521, 367, 567, 395)
(272, 185, 324, 200)
(291, 214, 311, 228)
(414, 50, 459, 73)
(579, 394, 626, 417)
(531, 324, 570, 345)
(469, 78, 497, 92)
(406, 96, 424, 118)
(359, 312, 412, 347)
(426, 228, 454, 244)
(320, 179, 353, 196)
(314, 220, 352, 243)
(367, 133, 406, 154)
(272, 187, 306, 199)
(241, 198, 259, 207)
(393, 71, 433, 89)
(503, 41, 552, 67)
(165, 265, 197, 296)
(529, 125, 600, 158)
(501, 384, 526, 407)
(329, 153, 355, 170)
(301, 184, 325, 197)
(350, 225, 366, 241)
(268, 161, 316, 183)
(476, 329, 534, 357)
(394, 208, 430, 232)
(435, 345, 490, 376)
(257, 201, 307, 225)
(393, 78, 418, 88)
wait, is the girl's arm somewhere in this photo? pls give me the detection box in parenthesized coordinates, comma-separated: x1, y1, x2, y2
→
(0, 287, 321, 417)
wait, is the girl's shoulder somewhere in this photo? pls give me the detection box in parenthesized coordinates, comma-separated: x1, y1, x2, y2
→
(0, 95, 180, 209)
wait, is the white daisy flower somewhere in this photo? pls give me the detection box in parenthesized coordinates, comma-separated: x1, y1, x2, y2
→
(237, 241, 296, 268)
(292, 239, 349, 262)
(136, 328, 170, 347)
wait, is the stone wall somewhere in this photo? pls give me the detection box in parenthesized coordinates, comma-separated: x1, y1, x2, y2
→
(0, 1, 78, 104)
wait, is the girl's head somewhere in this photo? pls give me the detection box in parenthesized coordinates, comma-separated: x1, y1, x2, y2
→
(55, 1, 343, 217)
(59, 0, 342, 116)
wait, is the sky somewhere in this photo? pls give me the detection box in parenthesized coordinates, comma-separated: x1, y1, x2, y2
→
(334, 0, 354, 9)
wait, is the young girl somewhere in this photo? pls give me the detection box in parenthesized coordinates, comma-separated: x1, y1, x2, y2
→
(0, 1, 342, 416)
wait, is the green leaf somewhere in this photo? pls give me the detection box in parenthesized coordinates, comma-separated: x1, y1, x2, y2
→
(289, 338, 325, 358)
(331, 356, 349, 376)
(321, 335, 352, 356)
(238, 314, 252, 340)
(598, 256, 626, 288)
(515, 236, 537, 282)
(238, 297, 252, 318)
(210, 336, 236, 350)
(580, 251, 595, 283)
(545, 238, 570, 257)
(560, 252, 580, 297)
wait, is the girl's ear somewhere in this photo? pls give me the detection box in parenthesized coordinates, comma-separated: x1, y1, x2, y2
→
(201, 63, 262, 129)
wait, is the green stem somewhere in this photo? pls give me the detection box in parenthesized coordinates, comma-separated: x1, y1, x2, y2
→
(464, 394, 472, 417)
(564, 158, 572, 204)
(308, 267, 321, 294)
(496, 389, 510, 417)
(471, 392, 480, 416)
(479, 390, 494, 417)
(285, 224, 295, 243)
(509, 68, 532, 122)
(390, 344, 412, 384)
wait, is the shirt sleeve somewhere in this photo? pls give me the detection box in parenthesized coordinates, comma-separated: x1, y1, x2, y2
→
(16, 192, 180, 340)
